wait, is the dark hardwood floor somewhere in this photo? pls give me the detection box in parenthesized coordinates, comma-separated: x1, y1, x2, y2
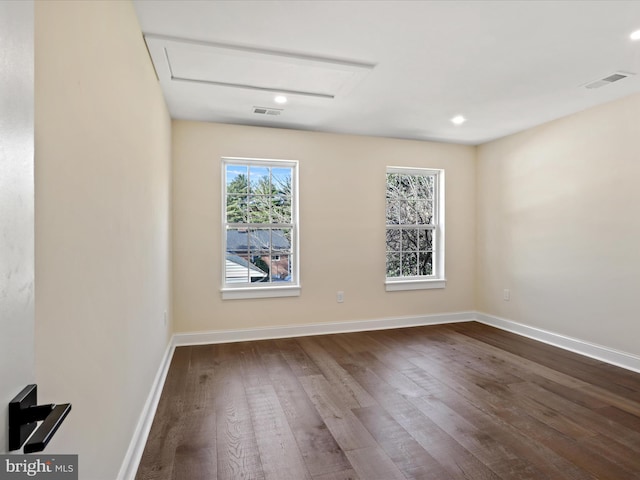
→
(135, 322, 640, 479)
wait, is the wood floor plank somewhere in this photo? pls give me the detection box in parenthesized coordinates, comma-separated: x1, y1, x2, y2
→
(595, 404, 640, 430)
(298, 374, 378, 451)
(274, 337, 323, 377)
(579, 383, 640, 417)
(344, 447, 407, 480)
(405, 352, 598, 479)
(135, 347, 192, 480)
(406, 391, 548, 479)
(511, 380, 640, 447)
(136, 323, 640, 480)
(342, 352, 502, 480)
(245, 383, 312, 480)
(297, 336, 377, 409)
(415, 350, 640, 479)
(353, 405, 455, 480)
(312, 469, 360, 480)
(351, 350, 428, 398)
(260, 350, 352, 477)
(449, 322, 640, 397)
(212, 346, 265, 480)
(238, 340, 273, 388)
(171, 411, 217, 480)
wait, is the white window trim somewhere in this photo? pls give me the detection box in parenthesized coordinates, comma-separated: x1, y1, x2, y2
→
(385, 278, 446, 291)
(221, 284, 301, 300)
(221, 157, 300, 300)
(385, 166, 445, 292)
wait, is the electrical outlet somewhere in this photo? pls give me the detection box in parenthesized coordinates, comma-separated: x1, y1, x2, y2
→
(503, 289, 510, 301)
(337, 291, 344, 303)
(163, 311, 168, 326)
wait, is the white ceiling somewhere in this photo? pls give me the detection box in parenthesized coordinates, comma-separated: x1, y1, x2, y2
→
(133, 0, 640, 145)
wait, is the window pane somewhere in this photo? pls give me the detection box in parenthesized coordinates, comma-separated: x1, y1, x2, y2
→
(272, 167, 292, 195)
(249, 255, 271, 282)
(226, 165, 248, 194)
(402, 229, 418, 251)
(226, 228, 249, 256)
(401, 252, 418, 276)
(406, 199, 418, 224)
(418, 229, 433, 251)
(415, 175, 434, 200)
(249, 166, 270, 194)
(272, 228, 291, 253)
(386, 229, 401, 252)
(226, 228, 264, 284)
(386, 173, 400, 197)
(415, 200, 433, 225)
(271, 199, 291, 224)
(272, 254, 292, 282)
(386, 252, 401, 277)
(248, 195, 270, 223)
(418, 251, 433, 276)
(226, 195, 248, 223)
(225, 254, 250, 284)
(248, 228, 271, 255)
(399, 175, 414, 196)
(397, 200, 411, 224)
(386, 200, 400, 224)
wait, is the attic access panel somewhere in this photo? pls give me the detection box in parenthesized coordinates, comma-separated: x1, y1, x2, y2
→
(144, 34, 375, 99)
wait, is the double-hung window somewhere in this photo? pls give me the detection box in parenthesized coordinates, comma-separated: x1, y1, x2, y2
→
(221, 157, 300, 299)
(385, 167, 445, 290)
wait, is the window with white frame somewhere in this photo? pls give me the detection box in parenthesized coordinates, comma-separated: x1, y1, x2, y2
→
(385, 167, 445, 290)
(222, 157, 299, 299)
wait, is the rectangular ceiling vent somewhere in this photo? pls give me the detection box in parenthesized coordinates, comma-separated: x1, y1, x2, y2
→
(253, 106, 282, 116)
(584, 71, 634, 89)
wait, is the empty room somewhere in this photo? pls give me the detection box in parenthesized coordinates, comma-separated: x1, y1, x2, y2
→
(1, 1, 640, 479)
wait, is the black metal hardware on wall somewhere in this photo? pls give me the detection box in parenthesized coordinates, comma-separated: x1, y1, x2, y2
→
(9, 384, 71, 453)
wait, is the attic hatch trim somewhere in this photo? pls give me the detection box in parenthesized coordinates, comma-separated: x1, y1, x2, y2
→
(146, 33, 376, 99)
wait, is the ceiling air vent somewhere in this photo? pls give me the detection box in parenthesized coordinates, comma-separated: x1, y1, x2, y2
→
(584, 71, 634, 89)
(253, 106, 282, 116)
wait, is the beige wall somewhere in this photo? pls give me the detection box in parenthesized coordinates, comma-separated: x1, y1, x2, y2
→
(173, 121, 476, 333)
(477, 92, 640, 356)
(35, 1, 171, 478)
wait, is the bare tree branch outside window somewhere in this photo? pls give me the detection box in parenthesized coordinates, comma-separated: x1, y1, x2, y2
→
(386, 171, 435, 278)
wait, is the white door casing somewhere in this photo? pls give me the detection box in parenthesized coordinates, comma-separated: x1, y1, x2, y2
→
(0, 0, 35, 453)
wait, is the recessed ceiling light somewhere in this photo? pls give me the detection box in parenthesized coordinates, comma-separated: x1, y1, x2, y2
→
(451, 115, 466, 125)
(631, 29, 640, 41)
(274, 95, 288, 104)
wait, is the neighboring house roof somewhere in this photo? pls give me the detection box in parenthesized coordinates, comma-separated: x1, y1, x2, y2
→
(226, 229, 290, 253)
(225, 254, 267, 283)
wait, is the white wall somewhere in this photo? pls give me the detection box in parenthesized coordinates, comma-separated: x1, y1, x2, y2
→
(172, 121, 476, 333)
(477, 92, 640, 356)
(35, 1, 171, 478)
(0, 0, 34, 454)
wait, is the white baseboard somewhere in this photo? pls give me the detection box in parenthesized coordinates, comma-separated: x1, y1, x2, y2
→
(172, 311, 475, 346)
(476, 312, 640, 374)
(117, 339, 175, 480)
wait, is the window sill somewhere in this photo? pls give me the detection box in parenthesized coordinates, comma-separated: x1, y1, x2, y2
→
(221, 285, 301, 300)
(385, 278, 446, 291)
